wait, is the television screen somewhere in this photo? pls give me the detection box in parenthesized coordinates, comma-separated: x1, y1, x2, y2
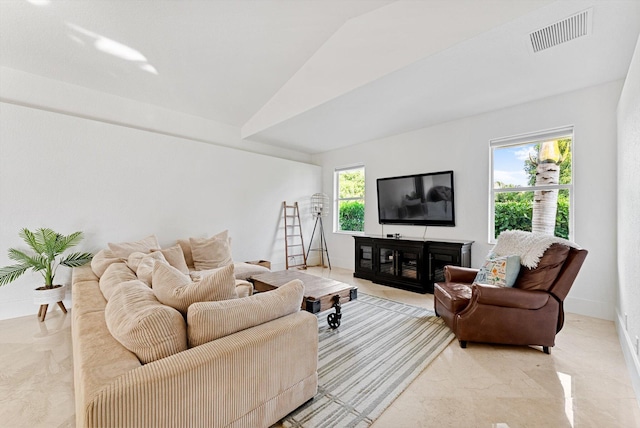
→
(377, 170, 455, 226)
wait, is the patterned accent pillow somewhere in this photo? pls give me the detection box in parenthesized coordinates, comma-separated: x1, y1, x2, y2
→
(474, 254, 521, 287)
(152, 262, 238, 315)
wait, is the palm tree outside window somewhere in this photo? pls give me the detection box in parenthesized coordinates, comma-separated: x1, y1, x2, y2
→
(490, 127, 573, 242)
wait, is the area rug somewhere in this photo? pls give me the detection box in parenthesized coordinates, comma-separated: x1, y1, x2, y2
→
(282, 293, 454, 428)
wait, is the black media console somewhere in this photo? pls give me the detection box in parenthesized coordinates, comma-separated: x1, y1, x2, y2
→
(353, 235, 473, 294)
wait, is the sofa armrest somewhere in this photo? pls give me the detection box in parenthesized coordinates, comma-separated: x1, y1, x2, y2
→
(472, 284, 550, 310)
(82, 311, 318, 428)
(444, 265, 478, 283)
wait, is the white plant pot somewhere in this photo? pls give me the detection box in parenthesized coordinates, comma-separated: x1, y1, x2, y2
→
(33, 285, 66, 305)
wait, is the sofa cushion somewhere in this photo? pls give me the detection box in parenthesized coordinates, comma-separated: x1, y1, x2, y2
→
(235, 279, 253, 298)
(99, 262, 138, 301)
(105, 279, 187, 364)
(516, 243, 570, 291)
(127, 251, 168, 286)
(474, 254, 521, 287)
(187, 279, 303, 347)
(190, 230, 233, 271)
(108, 234, 160, 259)
(155, 244, 189, 275)
(91, 248, 121, 278)
(233, 262, 271, 280)
(152, 262, 238, 315)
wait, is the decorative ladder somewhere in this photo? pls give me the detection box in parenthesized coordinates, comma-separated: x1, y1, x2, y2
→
(283, 201, 307, 270)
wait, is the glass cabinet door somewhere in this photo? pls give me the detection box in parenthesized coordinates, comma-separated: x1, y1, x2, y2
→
(429, 248, 459, 282)
(397, 250, 420, 280)
(378, 247, 395, 275)
(376, 246, 421, 282)
(357, 244, 374, 272)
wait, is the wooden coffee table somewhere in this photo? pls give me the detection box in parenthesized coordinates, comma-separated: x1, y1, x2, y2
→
(249, 270, 357, 329)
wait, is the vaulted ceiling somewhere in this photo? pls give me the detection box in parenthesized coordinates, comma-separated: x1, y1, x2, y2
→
(1, 0, 639, 154)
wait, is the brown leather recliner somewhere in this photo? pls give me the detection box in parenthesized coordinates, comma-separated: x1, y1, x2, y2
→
(434, 243, 587, 354)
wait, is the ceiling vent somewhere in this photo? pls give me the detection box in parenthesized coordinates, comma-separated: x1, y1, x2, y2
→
(529, 9, 591, 53)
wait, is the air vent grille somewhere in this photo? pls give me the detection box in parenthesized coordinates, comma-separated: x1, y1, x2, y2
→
(530, 10, 590, 53)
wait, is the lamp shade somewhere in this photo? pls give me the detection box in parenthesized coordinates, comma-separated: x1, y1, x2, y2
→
(310, 193, 330, 217)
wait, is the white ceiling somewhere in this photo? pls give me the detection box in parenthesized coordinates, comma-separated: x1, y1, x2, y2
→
(1, 0, 639, 154)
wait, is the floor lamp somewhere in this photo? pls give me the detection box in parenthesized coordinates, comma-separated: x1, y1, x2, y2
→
(307, 193, 331, 269)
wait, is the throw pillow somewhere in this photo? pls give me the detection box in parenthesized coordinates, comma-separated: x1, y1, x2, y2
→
(99, 262, 138, 301)
(235, 279, 253, 298)
(152, 262, 238, 315)
(230, 262, 270, 280)
(128, 251, 168, 286)
(108, 235, 160, 259)
(187, 279, 303, 347)
(105, 279, 187, 364)
(177, 239, 194, 270)
(474, 254, 521, 287)
(154, 244, 190, 275)
(190, 230, 233, 271)
(91, 248, 121, 278)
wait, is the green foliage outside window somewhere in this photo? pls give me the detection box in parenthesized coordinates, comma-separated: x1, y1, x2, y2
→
(339, 201, 365, 232)
(495, 194, 569, 239)
(339, 171, 365, 198)
(337, 168, 365, 232)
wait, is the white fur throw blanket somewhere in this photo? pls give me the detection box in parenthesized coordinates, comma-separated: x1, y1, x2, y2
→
(492, 230, 579, 269)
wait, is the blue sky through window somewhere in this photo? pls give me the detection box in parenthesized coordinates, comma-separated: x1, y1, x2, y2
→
(493, 143, 537, 187)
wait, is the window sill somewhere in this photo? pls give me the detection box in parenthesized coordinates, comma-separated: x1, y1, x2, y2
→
(334, 230, 365, 236)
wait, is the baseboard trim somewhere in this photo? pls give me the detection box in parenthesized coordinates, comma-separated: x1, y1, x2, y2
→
(564, 296, 615, 320)
(616, 309, 640, 409)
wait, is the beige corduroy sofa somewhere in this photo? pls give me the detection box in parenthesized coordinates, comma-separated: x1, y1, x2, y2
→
(71, 238, 318, 428)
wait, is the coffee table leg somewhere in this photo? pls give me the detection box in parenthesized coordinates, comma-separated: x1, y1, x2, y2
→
(327, 295, 342, 329)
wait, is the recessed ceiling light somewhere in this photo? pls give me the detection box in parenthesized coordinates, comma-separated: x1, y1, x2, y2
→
(26, 0, 51, 6)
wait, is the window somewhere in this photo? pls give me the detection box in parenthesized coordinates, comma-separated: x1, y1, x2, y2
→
(490, 127, 573, 242)
(334, 165, 365, 233)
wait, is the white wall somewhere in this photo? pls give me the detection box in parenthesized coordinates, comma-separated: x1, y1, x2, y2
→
(0, 67, 312, 164)
(0, 101, 320, 320)
(616, 34, 640, 403)
(313, 80, 623, 321)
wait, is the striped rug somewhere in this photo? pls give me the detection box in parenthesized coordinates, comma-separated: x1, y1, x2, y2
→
(282, 293, 454, 427)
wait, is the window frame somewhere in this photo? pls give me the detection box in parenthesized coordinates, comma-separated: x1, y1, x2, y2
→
(489, 126, 574, 243)
(334, 164, 365, 235)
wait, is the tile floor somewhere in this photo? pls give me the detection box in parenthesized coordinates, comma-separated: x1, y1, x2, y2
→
(1, 266, 639, 427)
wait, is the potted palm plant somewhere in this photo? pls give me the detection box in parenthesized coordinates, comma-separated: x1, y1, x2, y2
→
(0, 228, 93, 321)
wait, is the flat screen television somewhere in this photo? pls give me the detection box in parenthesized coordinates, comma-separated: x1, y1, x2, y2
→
(377, 170, 455, 226)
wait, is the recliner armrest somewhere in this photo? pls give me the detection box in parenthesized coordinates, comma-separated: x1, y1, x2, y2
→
(444, 265, 478, 283)
(472, 284, 550, 310)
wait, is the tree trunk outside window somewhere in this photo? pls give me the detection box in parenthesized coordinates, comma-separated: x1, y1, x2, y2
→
(531, 141, 561, 235)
